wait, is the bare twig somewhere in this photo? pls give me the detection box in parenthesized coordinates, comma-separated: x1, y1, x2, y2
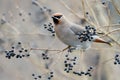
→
(85, 0, 100, 27)
(106, 2, 111, 31)
(103, 24, 120, 27)
(30, 48, 61, 52)
(59, 0, 84, 19)
(81, 0, 86, 18)
(102, 28, 120, 37)
(111, 0, 120, 15)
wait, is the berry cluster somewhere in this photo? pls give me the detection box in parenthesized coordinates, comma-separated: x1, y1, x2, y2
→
(19, 12, 32, 17)
(32, 73, 42, 80)
(73, 66, 93, 77)
(114, 54, 120, 65)
(76, 25, 96, 42)
(18, 12, 32, 22)
(32, 72, 54, 80)
(4, 42, 30, 59)
(18, 12, 26, 22)
(42, 50, 50, 60)
(43, 22, 55, 36)
(47, 72, 54, 80)
(64, 54, 77, 73)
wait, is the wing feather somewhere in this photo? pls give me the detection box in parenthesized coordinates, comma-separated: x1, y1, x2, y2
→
(70, 23, 85, 35)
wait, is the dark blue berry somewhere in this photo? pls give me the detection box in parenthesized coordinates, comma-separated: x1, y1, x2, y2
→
(114, 62, 117, 65)
(38, 75, 41, 78)
(81, 71, 84, 74)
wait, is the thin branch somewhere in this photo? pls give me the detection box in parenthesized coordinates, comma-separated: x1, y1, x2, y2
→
(101, 58, 114, 65)
(106, 2, 111, 31)
(103, 24, 120, 27)
(96, 23, 120, 31)
(2, 17, 20, 34)
(111, 0, 120, 15)
(30, 48, 61, 52)
(117, 36, 120, 43)
(81, 0, 86, 18)
(85, 0, 100, 27)
(59, 0, 84, 19)
(101, 28, 120, 37)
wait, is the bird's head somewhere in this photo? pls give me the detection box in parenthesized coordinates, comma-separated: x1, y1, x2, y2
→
(52, 13, 64, 25)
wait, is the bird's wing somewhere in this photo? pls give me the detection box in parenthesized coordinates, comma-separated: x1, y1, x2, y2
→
(70, 23, 85, 35)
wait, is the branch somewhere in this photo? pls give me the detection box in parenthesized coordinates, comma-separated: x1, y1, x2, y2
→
(101, 28, 120, 37)
(111, 0, 120, 15)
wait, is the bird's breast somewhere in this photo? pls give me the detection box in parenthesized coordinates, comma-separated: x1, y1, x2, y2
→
(55, 26, 87, 48)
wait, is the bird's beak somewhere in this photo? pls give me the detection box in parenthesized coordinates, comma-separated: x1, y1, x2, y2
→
(51, 16, 55, 19)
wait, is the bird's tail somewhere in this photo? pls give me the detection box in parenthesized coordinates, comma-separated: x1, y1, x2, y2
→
(94, 38, 113, 46)
(106, 41, 113, 46)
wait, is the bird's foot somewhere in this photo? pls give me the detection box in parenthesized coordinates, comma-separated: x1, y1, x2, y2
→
(68, 47, 76, 53)
(62, 46, 71, 51)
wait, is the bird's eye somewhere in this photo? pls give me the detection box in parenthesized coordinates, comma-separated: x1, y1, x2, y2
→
(54, 15, 62, 19)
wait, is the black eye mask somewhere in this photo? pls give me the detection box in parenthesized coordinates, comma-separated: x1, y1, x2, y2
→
(52, 16, 59, 25)
(54, 15, 62, 19)
(52, 15, 62, 25)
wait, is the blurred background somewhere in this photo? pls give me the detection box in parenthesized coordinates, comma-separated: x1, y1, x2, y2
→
(0, 0, 120, 80)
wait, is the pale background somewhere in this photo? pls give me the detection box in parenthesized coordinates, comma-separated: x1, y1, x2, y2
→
(0, 0, 120, 80)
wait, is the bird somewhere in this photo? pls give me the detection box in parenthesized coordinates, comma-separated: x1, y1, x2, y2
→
(51, 13, 111, 51)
